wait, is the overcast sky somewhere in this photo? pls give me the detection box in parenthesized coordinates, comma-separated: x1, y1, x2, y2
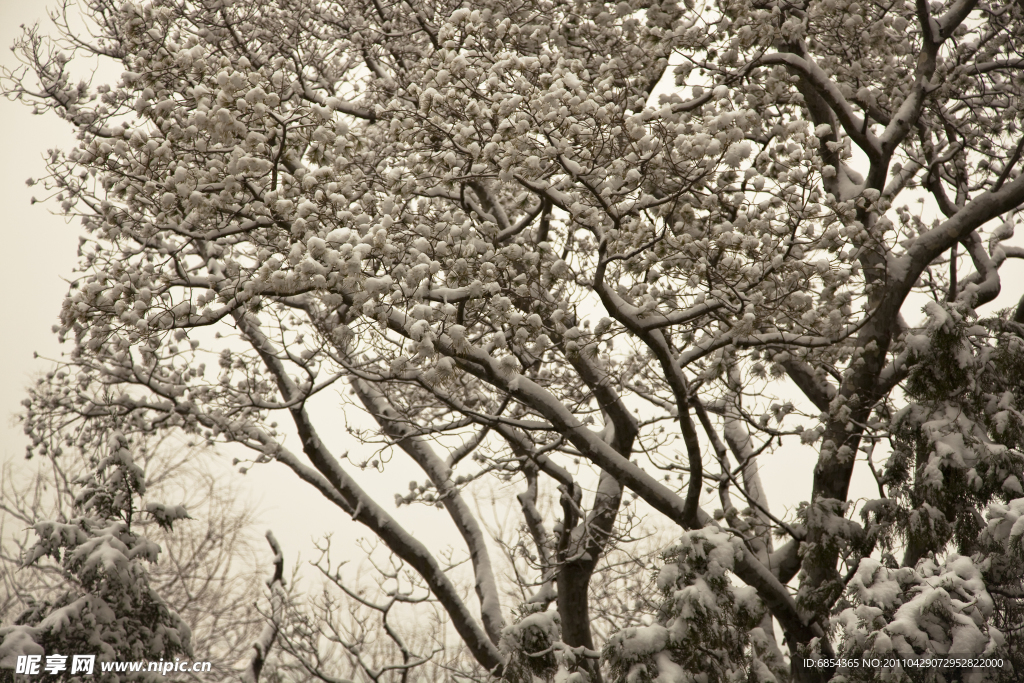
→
(0, 3, 77, 463)
(0, 9, 525, 603)
(0, 0, 861, 576)
(6, 1, 1024, 612)
(0, 1, 423, 571)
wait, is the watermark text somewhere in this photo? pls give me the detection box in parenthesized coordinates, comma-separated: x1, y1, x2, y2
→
(15, 654, 212, 676)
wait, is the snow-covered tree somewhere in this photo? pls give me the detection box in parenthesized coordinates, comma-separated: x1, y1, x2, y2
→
(0, 432, 192, 680)
(6, 0, 1024, 680)
(1, 432, 270, 681)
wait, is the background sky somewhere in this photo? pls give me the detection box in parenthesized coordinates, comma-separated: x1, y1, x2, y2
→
(0, 3, 507, 597)
(0, 2, 830, 573)
(0, 1, 805, 615)
(0, 2, 79, 463)
(0, 0, 376, 572)
(0, 0, 880, 574)
(4, 0, 1024, 620)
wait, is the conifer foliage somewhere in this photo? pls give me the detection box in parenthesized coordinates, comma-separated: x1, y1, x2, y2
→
(0, 433, 192, 679)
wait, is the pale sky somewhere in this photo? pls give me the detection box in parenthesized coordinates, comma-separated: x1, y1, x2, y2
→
(0, 2, 79, 464)
(0, 2, 809, 576)
(4, 0, 1023, 614)
(0, 1, 465, 572)
(0, 0, 875, 578)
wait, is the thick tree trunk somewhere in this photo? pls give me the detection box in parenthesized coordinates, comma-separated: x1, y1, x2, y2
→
(557, 562, 603, 683)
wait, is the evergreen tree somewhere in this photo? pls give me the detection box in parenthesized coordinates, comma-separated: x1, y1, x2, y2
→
(0, 433, 192, 681)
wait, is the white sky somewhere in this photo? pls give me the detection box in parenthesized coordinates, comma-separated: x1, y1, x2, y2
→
(0, 0, 881, 579)
(0, 3, 463, 576)
(3, 0, 1023, 623)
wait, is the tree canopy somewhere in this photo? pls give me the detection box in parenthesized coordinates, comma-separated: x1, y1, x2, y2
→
(6, 0, 1024, 681)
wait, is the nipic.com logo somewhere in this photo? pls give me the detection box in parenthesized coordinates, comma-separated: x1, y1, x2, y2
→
(15, 655, 95, 676)
(14, 654, 213, 676)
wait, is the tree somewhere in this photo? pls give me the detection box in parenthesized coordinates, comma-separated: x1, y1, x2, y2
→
(1, 431, 270, 681)
(0, 432, 192, 680)
(6, 0, 1024, 680)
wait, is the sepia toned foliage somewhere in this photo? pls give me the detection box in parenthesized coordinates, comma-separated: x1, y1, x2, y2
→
(0, 433, 193, 681)
(6, 0, 1024, 680)
(0, 432, 269, 681)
